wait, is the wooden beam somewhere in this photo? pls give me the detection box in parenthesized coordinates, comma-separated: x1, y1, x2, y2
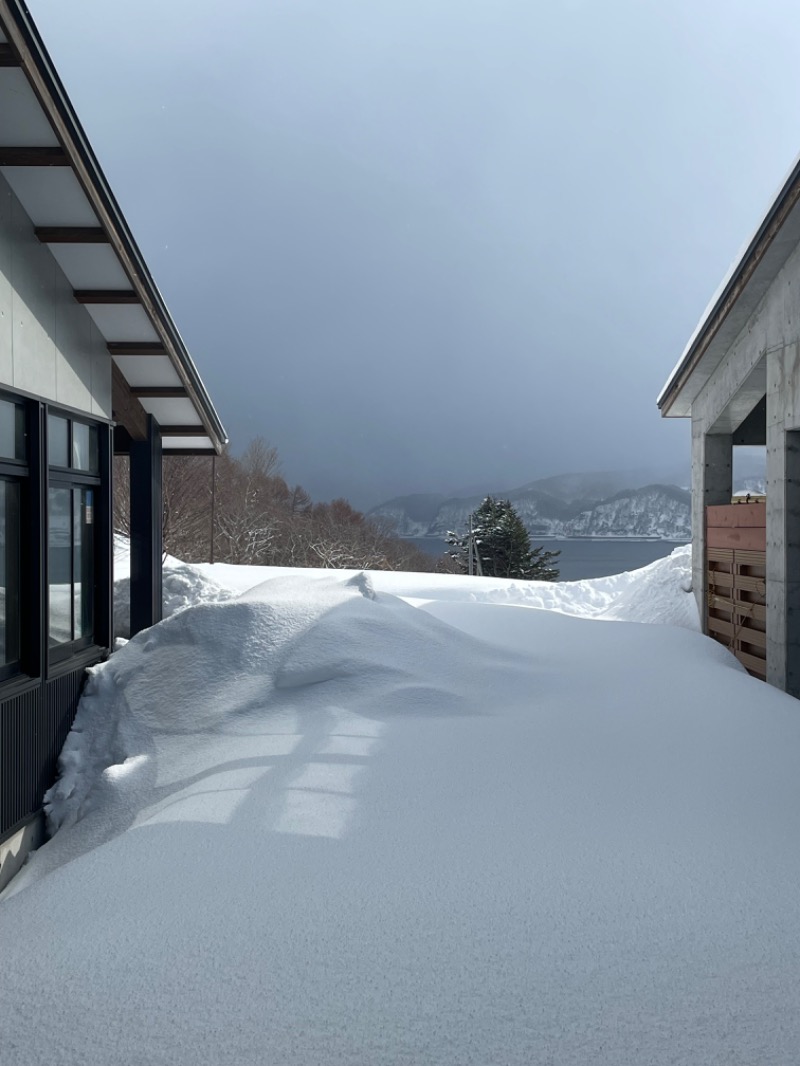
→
(107, 342, 166, 356)
(35, 226, 107, 243)
(130, 387, 187, 399)
(74, 289, 139, 304)
(0, 44, 19, 66)
(158, 425, 206, 437)
(161, 448, 217, 456)
(0, 147, 68, 166)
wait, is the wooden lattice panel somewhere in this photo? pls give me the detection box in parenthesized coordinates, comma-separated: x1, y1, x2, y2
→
(706, 543, 767, 681)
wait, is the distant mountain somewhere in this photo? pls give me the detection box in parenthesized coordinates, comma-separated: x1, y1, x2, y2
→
(369, 481, 691, 542)
(562, 485, 691, 540)
(369, 494, 448, 537)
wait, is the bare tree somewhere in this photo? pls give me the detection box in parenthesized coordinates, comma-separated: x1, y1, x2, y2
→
(115, 435, 438, 574)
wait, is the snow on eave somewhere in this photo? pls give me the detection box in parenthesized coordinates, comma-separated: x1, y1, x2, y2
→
(657, 147, 800, 415)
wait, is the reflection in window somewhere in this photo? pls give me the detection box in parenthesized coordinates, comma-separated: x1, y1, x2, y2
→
(72, 423, 98, 473)
(48, 415, 69, 468)
(0, 480, 20, 665)
(74, 487, 94, 638)
(49, 487, 71, 645)
(49, 487, 94, 647)
(0, 399, 24, 460)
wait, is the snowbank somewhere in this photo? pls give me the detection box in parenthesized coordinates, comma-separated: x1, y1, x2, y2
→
(195, 543, 699, 630)
(6, 551, 800, 1065)
(114, 561, 237, 639)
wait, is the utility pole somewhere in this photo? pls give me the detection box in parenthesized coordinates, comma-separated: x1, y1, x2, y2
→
(467, 516, 483, 576)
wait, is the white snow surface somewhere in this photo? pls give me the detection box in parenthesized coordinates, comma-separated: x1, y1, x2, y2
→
(4, 548, 800, 1064)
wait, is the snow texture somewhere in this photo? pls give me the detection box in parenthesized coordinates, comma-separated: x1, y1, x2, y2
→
(5, 547, 800, 1065)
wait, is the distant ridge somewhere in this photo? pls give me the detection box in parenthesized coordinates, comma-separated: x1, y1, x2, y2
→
(369, 471, 693, 541)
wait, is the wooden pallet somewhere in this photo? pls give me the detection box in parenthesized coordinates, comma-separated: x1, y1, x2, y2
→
(706, 503, 767, 681)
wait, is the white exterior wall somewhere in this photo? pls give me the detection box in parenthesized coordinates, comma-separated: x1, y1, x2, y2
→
(0, 170, 111, 417)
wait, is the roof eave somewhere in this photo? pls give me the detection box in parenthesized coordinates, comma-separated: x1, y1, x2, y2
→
(0, 0, 228, 453)
(658, 150, 800, 418)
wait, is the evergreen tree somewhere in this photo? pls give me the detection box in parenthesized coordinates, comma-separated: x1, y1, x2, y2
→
(445, 496, 560, 580)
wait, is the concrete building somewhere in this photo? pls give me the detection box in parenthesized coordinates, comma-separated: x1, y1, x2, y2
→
(659, 156, 800, 697)
(0, 1, 226, 889)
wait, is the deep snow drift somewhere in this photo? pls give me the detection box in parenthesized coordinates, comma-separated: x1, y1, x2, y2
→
(4, 548, 800, 1065)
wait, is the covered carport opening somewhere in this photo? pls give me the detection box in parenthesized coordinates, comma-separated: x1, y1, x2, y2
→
(657, 149, 800, 698)
(110, 354, 222, 638)
(704, 394, 767, 681)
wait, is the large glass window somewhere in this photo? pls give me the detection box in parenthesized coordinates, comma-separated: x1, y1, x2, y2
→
(49, 487, 94, 646)
(0, 480, 21, 668)
(0, 395, 25, 677)
(48, 414, 100, 654)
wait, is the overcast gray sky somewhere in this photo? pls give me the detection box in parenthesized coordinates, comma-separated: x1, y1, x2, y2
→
(29, 0, 800, 507)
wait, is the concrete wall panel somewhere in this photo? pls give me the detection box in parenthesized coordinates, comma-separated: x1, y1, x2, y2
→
(10, 192, 56, 399)
(53, 265, 92, 411)
(0, 171, 110, 416)
(694, 241, 800, 435)
(90, 321, 112, 418)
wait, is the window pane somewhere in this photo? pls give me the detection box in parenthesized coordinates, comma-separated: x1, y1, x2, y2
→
(49, 487, 72, 645)
(0, 480, 20, 664)
(0, 400, 24, 460)
(73, 423, 99, 472)
(74, 488, 94, 638)
(48, 415, 69, 468)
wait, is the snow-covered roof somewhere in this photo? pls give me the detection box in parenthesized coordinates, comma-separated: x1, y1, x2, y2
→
(0, 1, 227, 453)
(658, 149, 800, 418)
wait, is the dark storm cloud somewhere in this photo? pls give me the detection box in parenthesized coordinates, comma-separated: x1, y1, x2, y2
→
(30, 0, 800, 506)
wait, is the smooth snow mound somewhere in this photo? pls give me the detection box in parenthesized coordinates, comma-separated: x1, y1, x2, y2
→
(196, 544, 699, 630)
(114, 561, 237, 639)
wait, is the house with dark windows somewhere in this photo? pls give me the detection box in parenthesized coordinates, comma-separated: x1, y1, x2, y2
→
(0, 1, 226, 889)
(659, 154, 800, 697)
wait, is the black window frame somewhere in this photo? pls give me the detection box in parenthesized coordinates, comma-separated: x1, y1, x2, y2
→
(0, 393, 28, 683)
(47, 411, 103, 665)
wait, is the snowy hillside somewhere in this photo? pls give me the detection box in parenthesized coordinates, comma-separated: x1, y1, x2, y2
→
(372, 483, 691, 540)
(563, 484, 691, 539)
(5, 549, 800, 1063)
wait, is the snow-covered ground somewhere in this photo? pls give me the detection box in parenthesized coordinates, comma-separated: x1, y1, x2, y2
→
(4, 547, 800, 1064)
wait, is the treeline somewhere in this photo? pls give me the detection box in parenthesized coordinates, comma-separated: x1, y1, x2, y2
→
(114, 438, 444, 573)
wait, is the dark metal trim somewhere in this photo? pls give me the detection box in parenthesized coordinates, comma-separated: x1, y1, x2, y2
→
(34, 226, 107, 243)
(158, 425, 206, 437)
(107, 342, 166, 355)
(0, 146, 67, 165)
(129, 415, 163, 636)
(74, 289, 139, 304)
(162, 448, 217, 456)
(130, 387, 187, 399)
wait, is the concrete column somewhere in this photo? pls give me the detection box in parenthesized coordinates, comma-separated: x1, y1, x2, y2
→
(691, 418, 732, 629)
(766, 423, 800, 695)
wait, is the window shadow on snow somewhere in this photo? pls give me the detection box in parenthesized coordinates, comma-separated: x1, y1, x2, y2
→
(6, 577, 534, 897)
